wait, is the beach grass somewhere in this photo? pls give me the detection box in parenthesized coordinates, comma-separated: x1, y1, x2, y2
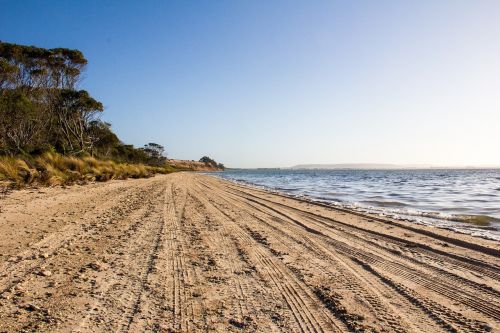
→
(0, 152, 176, 188)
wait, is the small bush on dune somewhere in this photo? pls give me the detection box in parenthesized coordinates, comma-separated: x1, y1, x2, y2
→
(64, 156, 86, 173)
(39, 153, 66, 171)
(82, 156, 100, 169)
(0, 157, 22, 183)
(0, 157, 21, 183)
(35, 158, 68, 185)
(0, 157, 39, 185)
(35, 154, 66, 185)
(124, 164, 143, 179)
(17, 160, 39, 184)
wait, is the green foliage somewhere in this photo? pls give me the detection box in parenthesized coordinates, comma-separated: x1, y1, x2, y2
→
(0, 41, 86, 90)
(52, 89, 104, 153)
(199, 156, 225, 170)
(0, 41, 169, 168)
(141, 143, 166, 166)
(0, 89, 43, 154)
(0, 41, 96, 156)
(0, 41, 224, 174)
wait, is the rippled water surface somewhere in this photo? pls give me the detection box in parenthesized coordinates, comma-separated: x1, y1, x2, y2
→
(212, 169, 500, 240)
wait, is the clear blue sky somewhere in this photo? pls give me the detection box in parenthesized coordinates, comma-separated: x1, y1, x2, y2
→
(2, 1, 499, 168)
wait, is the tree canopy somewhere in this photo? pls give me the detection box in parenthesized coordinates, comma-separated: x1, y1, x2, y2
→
(1, 41, 223, 170)
(199, 156, 225, 170)
(0, 41, 164, 165)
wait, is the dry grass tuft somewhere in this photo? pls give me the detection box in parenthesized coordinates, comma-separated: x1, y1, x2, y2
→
(0, 153, 176, 188)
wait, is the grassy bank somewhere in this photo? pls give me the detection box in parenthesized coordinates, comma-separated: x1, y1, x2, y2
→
(167, 159, 224, 172)
(0, 152, 176, 188)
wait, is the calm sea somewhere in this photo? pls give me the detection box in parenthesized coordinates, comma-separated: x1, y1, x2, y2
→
(211, 169, 500, 240)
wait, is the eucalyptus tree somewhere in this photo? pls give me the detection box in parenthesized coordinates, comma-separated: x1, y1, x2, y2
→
(0, 42, 86, 91)
(0, 41, 94, 155)
(53, 89, 104, 154)
(0, 41, 168, 165)
(142, 143, 167, 165)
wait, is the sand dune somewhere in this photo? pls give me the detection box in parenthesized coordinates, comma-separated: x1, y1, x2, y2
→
(0, 173, 498, 332)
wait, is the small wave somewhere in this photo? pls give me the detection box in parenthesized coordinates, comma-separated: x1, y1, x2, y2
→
(450, 214, 500, 226)
(275, 187, 299, 192)
(314, 196, 343, 203)
(344, 205, 498, 228)
(477, 193, 497, 197)
(361, 200, 408, 207)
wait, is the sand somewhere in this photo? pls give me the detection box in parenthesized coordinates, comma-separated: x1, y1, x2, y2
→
(0, 172, 498, 332)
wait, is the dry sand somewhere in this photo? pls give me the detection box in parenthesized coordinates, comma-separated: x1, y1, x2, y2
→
(0, 172, 499, 332)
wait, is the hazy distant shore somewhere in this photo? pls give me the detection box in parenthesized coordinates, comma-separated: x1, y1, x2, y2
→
(289, 163, 500, 170)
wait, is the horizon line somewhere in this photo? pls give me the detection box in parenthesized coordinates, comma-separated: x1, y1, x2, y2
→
(224, 163, 500, 170)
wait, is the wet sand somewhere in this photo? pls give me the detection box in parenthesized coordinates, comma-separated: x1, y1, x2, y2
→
(0, 172, 499, 332)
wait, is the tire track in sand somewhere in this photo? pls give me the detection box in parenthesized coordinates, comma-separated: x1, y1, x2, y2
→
(190, 183, 347, 333)
(215, 182, 500, 324)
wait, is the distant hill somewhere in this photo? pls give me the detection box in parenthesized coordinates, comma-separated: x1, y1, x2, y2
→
(289, 164, 432, 170)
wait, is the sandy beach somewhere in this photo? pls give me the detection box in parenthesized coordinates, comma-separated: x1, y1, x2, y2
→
(0, 172, 498, 332)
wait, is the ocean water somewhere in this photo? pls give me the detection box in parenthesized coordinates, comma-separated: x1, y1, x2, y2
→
(211, 169, 500, 240)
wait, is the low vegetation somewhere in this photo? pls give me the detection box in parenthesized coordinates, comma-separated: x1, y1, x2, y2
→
(168, 158, 225, 172)
(0, 152, 176, 187)
(0, 41, 223, 188)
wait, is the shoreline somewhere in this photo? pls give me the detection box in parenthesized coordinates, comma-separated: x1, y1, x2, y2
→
(210, 172, 500, 242)
(0, 173, 498, 332)
(210, 174, 500, 254)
